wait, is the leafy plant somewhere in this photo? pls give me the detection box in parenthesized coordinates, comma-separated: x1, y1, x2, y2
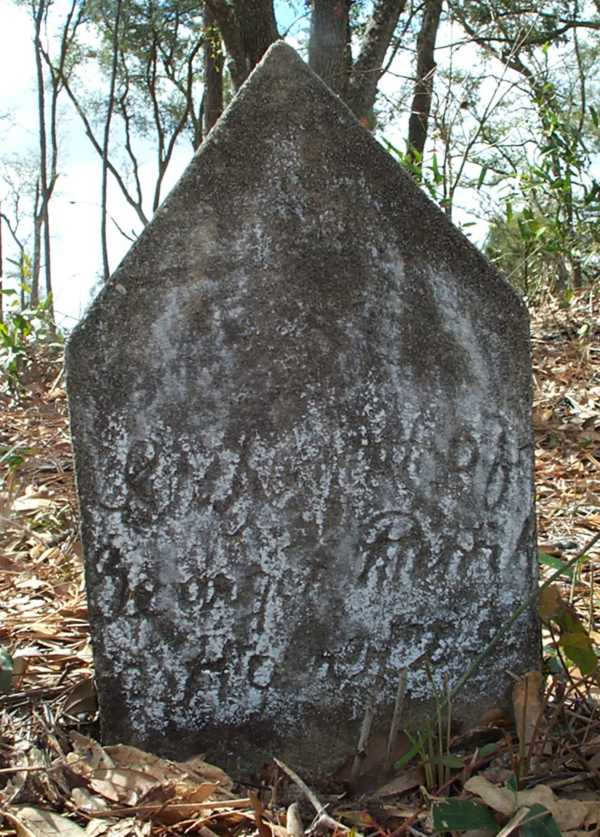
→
(0, 288, 61, 396)
(486, 91, 600, 299)
(0, 443, 34, 472)
(539, 582, 597, 675)
(384, 140, 450, 212)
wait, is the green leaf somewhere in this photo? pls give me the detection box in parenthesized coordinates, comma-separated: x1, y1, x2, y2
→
(561, 631, 597, 675)
(477, 164, 488, 190)
(0, 647, 14, 693)
(429, 753, 465, 768)
(538, 552, 574, 579)
(589, 105, 599, 128)
(478, 742, 500, 757)
(431, 153, 443, 185)
(521, 804, 562, 837)
(433, 799, 498, 832)
(393, 741, 420, 770)
(506, 772, 518, 792)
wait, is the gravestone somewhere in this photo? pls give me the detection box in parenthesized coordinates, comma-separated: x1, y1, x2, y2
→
(66, 42, 539, 778)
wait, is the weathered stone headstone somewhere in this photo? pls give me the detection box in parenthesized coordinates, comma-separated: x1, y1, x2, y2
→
(66, 42, 538, 778)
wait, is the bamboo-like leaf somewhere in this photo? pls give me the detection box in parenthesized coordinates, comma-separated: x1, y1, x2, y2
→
(520, 804, 562, 837)
(433, 799, 498, 832)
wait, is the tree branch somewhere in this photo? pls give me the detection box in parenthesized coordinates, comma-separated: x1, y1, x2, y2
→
(347, 0, 407, 124)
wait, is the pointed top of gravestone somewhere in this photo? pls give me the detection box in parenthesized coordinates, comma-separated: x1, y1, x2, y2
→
(248, 39, 312, 76)
(66, 40, 536, 779)
(71, 39, 522, 345)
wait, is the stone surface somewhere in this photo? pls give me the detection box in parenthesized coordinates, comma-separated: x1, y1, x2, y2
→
(66, 42, 538, 778)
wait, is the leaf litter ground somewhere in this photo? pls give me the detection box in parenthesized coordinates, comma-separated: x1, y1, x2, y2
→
(0, 290, 598, 836)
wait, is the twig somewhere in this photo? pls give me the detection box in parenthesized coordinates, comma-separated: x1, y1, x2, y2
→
(88, 798, 252, 819)
(351, 691, 377, 785)
(249, 790, 271, 837)
(273, 758, 323, 813)
(0, 764, 54, 775)
(0, 685, 68, 706)
(385, 669, 407, 772)
(309, 811, 351, 834)
(273, 758, 351, 834)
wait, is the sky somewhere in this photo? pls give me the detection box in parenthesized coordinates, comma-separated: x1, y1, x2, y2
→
(1, 0, 197, 327)
(2, 3, 93, 325)
(0, 1, 492, 330)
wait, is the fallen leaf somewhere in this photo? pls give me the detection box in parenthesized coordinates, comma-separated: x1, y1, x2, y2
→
(513, 671, 544, 751)
(64, 677, 98, 715)
(465, 776, 600, 831)
(3, 806, 86, 836)
(374, 766, 424, 797)
(68, 733, 113, 776)
(90, 767, 159, 805)
(465, 775, 515, 816)
(71, 787, 109, 814)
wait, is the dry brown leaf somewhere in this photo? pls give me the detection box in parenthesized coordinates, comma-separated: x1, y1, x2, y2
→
(84, 820, 117, 837)
(141, 782, 220, 826)
(3, 805, 87, 836)
(84, 818, 152, 836)
(90, 767, 159, 805)
(11, 496, 57, 512)
(175, 782, 219, 803)
(71, 786, 109, 814)
(464, 775, 515, 816)
(68, 733, 114, 775)
(105, 744, 226, 788)
(179, 754, 234, 791)
(512, 671, 544, 750)
(63, 677, 98, 716)
(373, 766, 424, 797)
(466, 775, 600, 831)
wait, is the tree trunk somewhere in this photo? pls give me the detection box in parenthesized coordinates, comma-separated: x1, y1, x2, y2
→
(33, 0, 49, 309)
(31, 183, 41, 308)
(203, 4, 224, 135)
(407, 0, 443, 174)
(208, 0, 401, 132)
(308, 0, 352, 98)
(205, 0, 278, 90)
(234, 0, 278, 75)
(101, 0, 123, 281)
(346, 0, 406, 127)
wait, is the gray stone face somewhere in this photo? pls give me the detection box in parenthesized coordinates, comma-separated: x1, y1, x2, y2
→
(66, 42, 538, 778)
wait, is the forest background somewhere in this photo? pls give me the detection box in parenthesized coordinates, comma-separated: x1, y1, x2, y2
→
(1, 0, 600, 342)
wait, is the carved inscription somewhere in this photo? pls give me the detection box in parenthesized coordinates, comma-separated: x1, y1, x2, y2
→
(90, 397, 528, 719)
